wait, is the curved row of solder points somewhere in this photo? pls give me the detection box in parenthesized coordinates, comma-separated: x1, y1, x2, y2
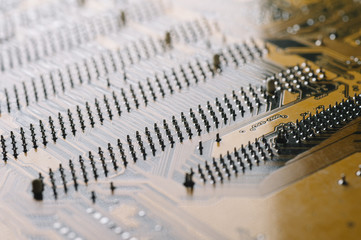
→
(28, 83, 272, 199)
(1, 17, 215, 114)
(0, 81, 267, 161)
(186, 136, 275, 186)
(29, 41, 265, 199)
(0, 41, 264, 161)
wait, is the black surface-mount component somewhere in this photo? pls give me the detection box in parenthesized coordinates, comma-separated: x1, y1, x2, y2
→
(183, 171, 195, 189)
(32, 178, 44, 201)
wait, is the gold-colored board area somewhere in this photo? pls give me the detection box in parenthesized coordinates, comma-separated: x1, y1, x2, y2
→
(212, 83, 347, 157)
(182, 152, 361, 240)
(212, 43, 361, 157)
(281, 90, 299, 105)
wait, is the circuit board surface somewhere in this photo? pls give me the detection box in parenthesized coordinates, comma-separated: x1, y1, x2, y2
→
(0, 0, 361, 239)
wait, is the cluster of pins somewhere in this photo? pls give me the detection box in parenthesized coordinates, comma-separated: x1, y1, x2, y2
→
(31, 87, 270, 198)
(40, 168, 118, 201)
(194, 136, 274, 185)
(275, 94, 361, 152)
(0, 9, 128, 73)
(0, 82, 269, 161)
(4, 49, 207, 116)
(217, 40, 264, 69)
(110, 41, 266, 114)
(166, 18, 214, 45)
(2, 36, 162, 113)
(0, 99, 117, 159)
(0, 0, 169, 74)
(46, 143, 129, 199)
(0, 42, 264, 160)
(1, 16, 220, 114)
(2, 35, 264, 116)
(265, 62, 326, 94)
(114, 0, 166, 23)
(141, 87, 265, 157)
(240, 84, 271, 111)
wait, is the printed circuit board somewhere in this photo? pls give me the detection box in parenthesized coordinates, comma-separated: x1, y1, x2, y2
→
(0, 0, 361, 239)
